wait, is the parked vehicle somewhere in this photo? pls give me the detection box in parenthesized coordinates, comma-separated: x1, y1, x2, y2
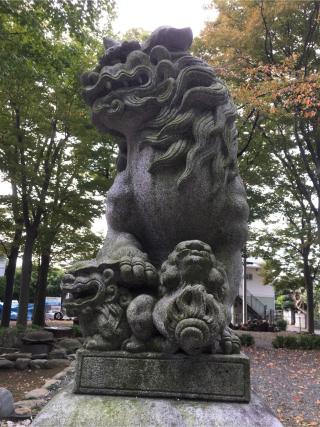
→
(0, 297, 64, 321)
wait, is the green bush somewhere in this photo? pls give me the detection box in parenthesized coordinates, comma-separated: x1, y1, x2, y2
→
(272, 334, 320, 350)
(272, 335, 285, 348)
(276, 319, 288, 331)
(237, 333, 255, 346)
(283, 335, 298, 348)
(72, 324, 82, 337)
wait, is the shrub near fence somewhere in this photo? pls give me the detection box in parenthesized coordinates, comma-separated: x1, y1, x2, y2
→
(272, 334, 320, 350)
(275, 319, 287, 331)
(236, 333, 255, 347)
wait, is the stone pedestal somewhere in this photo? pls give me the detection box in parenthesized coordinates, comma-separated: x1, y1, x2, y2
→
(32, 383, 283, 427)
(74, 350, 250, 403)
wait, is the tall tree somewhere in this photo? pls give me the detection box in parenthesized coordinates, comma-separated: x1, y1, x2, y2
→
(0, 0, 116, 327)
(0, 191, 23, 326)
(194, 0, 320, 238)
(194, 0, 320, 332)
(32, 139, 116, 326)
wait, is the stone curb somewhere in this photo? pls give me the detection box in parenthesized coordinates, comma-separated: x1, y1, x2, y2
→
(0, 358, 75, 420)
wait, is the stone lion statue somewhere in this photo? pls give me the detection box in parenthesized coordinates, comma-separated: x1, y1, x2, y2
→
(64, 27, 248, 355)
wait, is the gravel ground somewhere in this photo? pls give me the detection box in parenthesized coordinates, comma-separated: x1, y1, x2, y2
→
(1, 330, 319, 427)
(0, 367, 68, 401)
(245, 346, 320, 427)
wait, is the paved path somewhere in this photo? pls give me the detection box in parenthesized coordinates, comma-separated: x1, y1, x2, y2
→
(287, 325, 320, 335)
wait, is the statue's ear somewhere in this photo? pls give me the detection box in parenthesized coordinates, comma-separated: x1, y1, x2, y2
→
(142, 26, 193, 53)
(103, 37, 119, 50)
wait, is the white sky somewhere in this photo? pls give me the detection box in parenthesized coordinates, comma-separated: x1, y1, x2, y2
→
(113, 0, 217, 37)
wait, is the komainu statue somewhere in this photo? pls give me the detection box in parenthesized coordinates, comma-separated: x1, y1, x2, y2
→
(62, 26, 248, 357)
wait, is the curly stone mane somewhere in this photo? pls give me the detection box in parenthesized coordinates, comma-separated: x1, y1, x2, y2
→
(82, 27, 239, 191)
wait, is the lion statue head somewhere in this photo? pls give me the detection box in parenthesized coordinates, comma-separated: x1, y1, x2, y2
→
(81, 27, 238, 191)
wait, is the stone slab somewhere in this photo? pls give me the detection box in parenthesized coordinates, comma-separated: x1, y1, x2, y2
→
(32, 383, 283, 427)
(0, 387, 14, 417)
(74, 350, 250, 403)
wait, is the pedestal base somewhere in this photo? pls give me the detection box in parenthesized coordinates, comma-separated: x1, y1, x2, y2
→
(32, 383, 283, 427)
(74, 350, 250, 403)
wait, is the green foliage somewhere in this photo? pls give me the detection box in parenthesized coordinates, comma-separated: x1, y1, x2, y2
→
(0, 266, 64, 300)
(72, 324, 82, 338)
(0, 0, 117, 324)
(121, 27, 150, 42)
(272, 334, 320, 350)
(45, 268, 65, 297)
(276, 319, 288, 331)
(237, 333, 255, 346)
(195, 1, 320, 334)
(276, 294, 295, 310)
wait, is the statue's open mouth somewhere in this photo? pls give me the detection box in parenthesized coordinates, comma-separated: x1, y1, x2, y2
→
(63, 279, 102, 308)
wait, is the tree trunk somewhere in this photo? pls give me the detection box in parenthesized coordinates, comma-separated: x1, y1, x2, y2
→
(1, 226, 22, 327)
(32, 249, 51, 327)
(17, 226, 37, 328)
(303, 256, 314, 334)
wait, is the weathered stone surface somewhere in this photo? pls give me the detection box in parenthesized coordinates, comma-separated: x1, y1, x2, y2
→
(31, 353, 48, 360)
(75, 350, 250, 402)
(45, 358, 70, 369)
(59, 26, 251, 404)
(32, 384, 283, 427)
(15, 399, 46, 409)
(43, 379, 60, 390)
(0, 328, 23, 348)
(21, 343, 51, 356)
(29, 359, 48, 369)
(61, 26, 248, 357)
(57, 338, 82, 354)
(3, 352, 32, 361)
(0, 358, 14, 368)
(0, 387, 14, 417)
(52, 370, 68, 380)
(0, 347, 19, 354)
(48, 348, 67, 359)
(24, 388, 50, 399)
(22, 330, 54, 343)
(15, 358, 31, 370)
(14, 406, 32, 416)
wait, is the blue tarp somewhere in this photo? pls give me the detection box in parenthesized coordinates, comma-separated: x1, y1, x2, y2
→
(0, 302, 34, 321)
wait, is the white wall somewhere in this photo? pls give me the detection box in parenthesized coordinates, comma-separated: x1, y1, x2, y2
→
(0, 256, 6, 277)
(246, 266, 275, 298)
(241, 258, 275, 312)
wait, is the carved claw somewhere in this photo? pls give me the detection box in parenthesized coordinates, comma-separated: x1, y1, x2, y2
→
(220, 327, 241, 354)
(121, 335, 147, 353)
(85, 334, 110, 350)
(119, 255, 158, 286)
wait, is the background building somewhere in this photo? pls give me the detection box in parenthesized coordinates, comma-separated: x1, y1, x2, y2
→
(232, 258, 275, 324)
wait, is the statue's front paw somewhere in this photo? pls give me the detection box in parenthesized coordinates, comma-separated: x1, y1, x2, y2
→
(119, 255, 158, 286)
(220, 328, 241, 354)
(85, 334, 111, 351)
(122, 336, 147, 353)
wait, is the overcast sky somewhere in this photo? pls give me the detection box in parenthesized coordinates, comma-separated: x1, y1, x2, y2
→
(113, 0, 217, 37)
